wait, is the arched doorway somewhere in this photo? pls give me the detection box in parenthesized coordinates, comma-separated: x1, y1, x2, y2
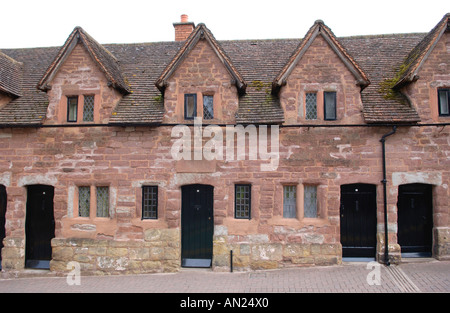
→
(181, 184, 214, 268)
(340, 183, 377, 258)
(397, 183, 433, 257)
(25, 185, 55, 269)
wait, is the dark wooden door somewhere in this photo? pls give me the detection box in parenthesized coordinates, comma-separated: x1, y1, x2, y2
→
(25, 185, 55, 269)
(397, 183, 433, 257)
(181, 184, 213, 267)
(340, 184, 377, 257)
(0, 185, 6, 270)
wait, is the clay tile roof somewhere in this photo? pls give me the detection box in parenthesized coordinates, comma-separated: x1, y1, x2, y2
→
(0, 51, 23, 97)
(340, 33, 425, 123)
(0, 46, 59, 125)
(394, 13, 450, 88)
(2, 15, 446, 126)
(38, 27, 130, 94)
(108, 42, 182, 125)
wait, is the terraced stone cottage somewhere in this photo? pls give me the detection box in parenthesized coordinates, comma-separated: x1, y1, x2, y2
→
(0, 13, 449, 275)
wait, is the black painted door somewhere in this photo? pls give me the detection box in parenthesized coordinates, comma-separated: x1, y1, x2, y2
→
(340, 184, 377, 257)
(397, 183, 433, 257)
(0, 185, 6, 270)
(25, 185, 55, 269)
(181, 184, 213, 267)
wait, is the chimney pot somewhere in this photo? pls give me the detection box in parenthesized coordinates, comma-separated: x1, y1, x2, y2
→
(173, 14, 195, 41)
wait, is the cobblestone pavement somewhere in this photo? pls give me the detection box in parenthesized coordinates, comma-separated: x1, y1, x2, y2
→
(0, 259, 448, 294)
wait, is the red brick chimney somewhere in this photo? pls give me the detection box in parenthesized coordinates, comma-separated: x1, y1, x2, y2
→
(173, 14, 195, 41)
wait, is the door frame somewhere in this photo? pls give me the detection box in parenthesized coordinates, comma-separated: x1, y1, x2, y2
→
(181, 184, 214, 268)
(397, 183, 433, 257)
(0, 185, 6, 270)
(340, 183, 377, 258)
(25, 184, 55, 269)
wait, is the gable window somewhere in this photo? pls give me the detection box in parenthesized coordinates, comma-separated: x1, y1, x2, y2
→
(184, 94, 197, 120)
(438, 89, 450, 116)
(305, 93, 317, 120)
(142, 186, 158, 219)
(67, 96, 78, 122)
(83, 95, 95, 122)
(203, 95, 214, 120)
(304, 185, 318, 218)
(235, 184, 251, 219)
(96, 186, 109, 217)
(324, 92, 337, 120)
(283, 185, 297, 218)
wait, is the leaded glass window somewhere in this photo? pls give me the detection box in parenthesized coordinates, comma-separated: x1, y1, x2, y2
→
(304, 185, 317, 218)
(235, 184, 251, 219)
(203, 95, 214, 120)
(96, 186, 109, 217)
(142, 186, 158, 219)
(83, 95, 94, 122)
(283, 185, 297, 218)
(305, 93, 317, 120)
(78, 186, 90, 217)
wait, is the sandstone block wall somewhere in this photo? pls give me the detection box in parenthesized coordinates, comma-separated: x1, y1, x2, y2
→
(50, 228, 180, 275)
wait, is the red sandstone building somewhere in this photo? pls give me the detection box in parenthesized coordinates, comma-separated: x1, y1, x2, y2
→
(0, 14, 449, 274)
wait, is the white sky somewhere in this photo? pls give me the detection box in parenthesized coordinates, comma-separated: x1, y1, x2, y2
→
(1, 0, 449, 49)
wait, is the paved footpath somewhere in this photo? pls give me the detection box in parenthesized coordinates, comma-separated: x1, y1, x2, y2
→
(0, 259, 448, 294)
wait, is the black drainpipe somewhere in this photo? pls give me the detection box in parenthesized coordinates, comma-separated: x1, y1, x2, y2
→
(380, 125, 397, 266)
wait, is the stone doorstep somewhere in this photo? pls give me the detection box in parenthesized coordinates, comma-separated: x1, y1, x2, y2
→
(0, 268, 59, 279)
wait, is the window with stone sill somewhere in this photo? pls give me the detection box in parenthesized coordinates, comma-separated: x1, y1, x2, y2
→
(203, 95, 214, 120)
(67, 96, 78, 122)
(283, 185, 297, 218)
(78, 186, 90, 217)
(142, 186, 158, 219)
(66, 95, 95, 123)
(305, 93, 317, 120)
(96, 186, 109, 218)
(303, 185, 318, 218)
(83, 95, 95, 122)
(76, 186, 110, 218)
(438, 88, 450, 116)
(184, 94, 197, 120)
(235, 184, 251, 219)
(324, 91, 337, 121)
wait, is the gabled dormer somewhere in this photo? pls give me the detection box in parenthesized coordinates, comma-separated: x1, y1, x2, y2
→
(272, 20, 370, 124)
(38, 27, 129, 124)
(156, 22, 246, 124)
(392, 13, 450, 122)
(0, 51, 23, 108)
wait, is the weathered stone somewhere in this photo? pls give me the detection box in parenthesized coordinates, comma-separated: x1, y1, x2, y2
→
(250, 260, 278, 270)
(144, 229, 161, 242)
(52, 247, 74, 261)
(96, 256, 129, 271)
(251, 244, 282, 261)
(88, 246, 107, 256)
(141, 260, 161, 271)
(129, 248, 149, 260)
(163, 247, 179, 260)
(149, 247, 164, 260)
(284, 244, 310, 258)
(107, 247, 128, 257)
(161, 228, 180, 242)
